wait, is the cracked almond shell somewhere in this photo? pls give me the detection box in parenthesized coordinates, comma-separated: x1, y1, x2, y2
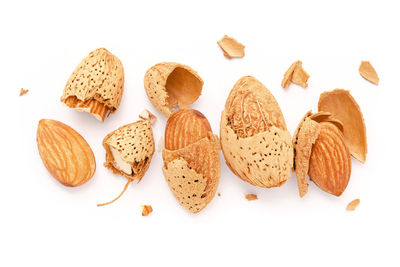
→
(144, 62, 203, 117)
(61, 48, 124, 122)
(318, 89, 367, 163)
(293, 112, 351, 197)
(103, 120, 155, 181)
(162, 109, 220, 213)
(220, 76, 293, 188)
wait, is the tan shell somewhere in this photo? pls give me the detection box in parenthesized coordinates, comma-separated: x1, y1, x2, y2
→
(162, 133, 220, 213)
(318, 89, 367, 163)
(220, 76, 293, 188)
(61, 48, 124, 119)
(359, 61, 379, 85)
(292, 111, 321, 197)
(217, 35, 245, 59)
(281, 60, 309, 88)
(103, 120, 155, 181)
(144, 62, 203, 117)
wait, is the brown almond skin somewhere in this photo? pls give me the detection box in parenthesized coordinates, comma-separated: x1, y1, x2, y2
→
(37, 119, 96, 187)
(308, 122, 351, 196)
(165, 109, 212, 150)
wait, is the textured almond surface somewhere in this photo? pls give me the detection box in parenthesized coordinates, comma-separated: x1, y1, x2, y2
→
(217, 35, 245, 59)
(165, 109, 211, 150)
(281, 60, 309, 88)
(163, 109, 220, 213)
(292, 111, 321, 197)
(37, 119, 96, 187)
(220, 76, 293, 188)
(346, 199, 360, 211)
(308, 122, 351, 196)
(144, 62, 203, 117)
(318, 89, 367, 163)
(103, 120, 155, 180)
(359, 61, 379, 85)
(61, 48, 124, 118)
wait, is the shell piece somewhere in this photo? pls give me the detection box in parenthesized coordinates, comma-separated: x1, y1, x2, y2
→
(281, 60, 309, 88)
(308, 122, 352, 196)
(318, 89, 367, 163)
(162, 133, 220, 213)
(61, 48, 124, 120)
(292, 113, 321, 197)
(217, 35, 245, 59)
(346, 198, 360, 211)
(103, 120, 155, 180)
(144, 62, 203, 117)
(359, 61, 379, 85)
(220, 76, 293, 188)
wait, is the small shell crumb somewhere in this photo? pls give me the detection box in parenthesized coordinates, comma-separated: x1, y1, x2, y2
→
(142, 205, 153, 216)
(139, 109, 157, 125)
(218, 193, 221, 197)
(359, 61, 379, 85)
(217, 35, 245, 59)
(281, 60, 309, 88)
(245, 194, 258, 201)
(346, 199, 360, 211)
(19, 88, 29, 96)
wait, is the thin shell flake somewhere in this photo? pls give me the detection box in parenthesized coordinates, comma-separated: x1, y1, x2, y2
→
(217, 35, 245, 59)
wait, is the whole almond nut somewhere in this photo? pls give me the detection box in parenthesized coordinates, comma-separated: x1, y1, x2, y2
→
(162, 109, 220, 213)
(61, 48, 124, 122)
(308, 122, 351, 196)
(37, 119, 96, 187)
(220, 76, 293, 188)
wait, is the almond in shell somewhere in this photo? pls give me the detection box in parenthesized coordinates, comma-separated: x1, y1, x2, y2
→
(61, 48, 124, 122)
(37, 119, 96, 187)
(98, 120, 155, 206)
(220, 76, 293, 188)
(162, 109, 220, 213)
(293, 111, 351, 197)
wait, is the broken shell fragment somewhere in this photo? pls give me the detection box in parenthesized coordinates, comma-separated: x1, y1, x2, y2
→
(281, 60, 309, 88)
(217, 35, 245, 59)
(98, 120, 155, 206)
(61, 48, 124, 122)
(318, 89, 367, 163)
(359, 61, 379, 85)
(144, 62, 203, 117)
(139, 109, 157, 125)
(220, 76, 293, 188)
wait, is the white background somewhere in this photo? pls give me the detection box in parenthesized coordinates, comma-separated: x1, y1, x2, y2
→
(1, 0, 399, 266)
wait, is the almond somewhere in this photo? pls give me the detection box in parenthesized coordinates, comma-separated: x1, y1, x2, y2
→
(37, 119, 96, 187)
(220, 76, 293, 188)
(162, 109, 220, 213)
(144, 62, 203, 117)
(308, 122, 351, 196)
(61, 48, 124, 122)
